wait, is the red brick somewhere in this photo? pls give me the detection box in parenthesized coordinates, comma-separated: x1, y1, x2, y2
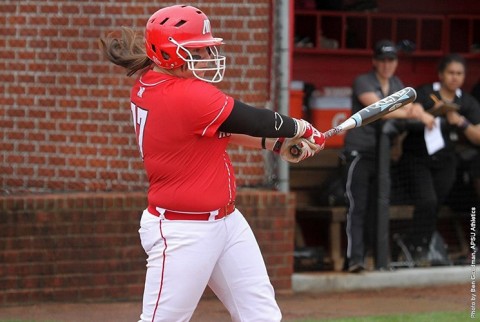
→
(82, 100, 99, 108)
(40, 28, 58, 37)
(27, 63, 47, 73)
(48, 156, 67, 166)
(88, 158, 108, 168)
(104, 5, 124, 14)
(69, 135, 87, 144)
(7, 131, 25, 140)
(78, 123, 98, 132)
(37, 167, 55, 177)
(61, 5, 80, 14)
(68, 64, 87, 74)
(83, 5, 101, 14)
(0, 4, 17, 13)
(9, 38, 27, 47)
(57, 169, 75, 177)
(28, 39, 48, 48)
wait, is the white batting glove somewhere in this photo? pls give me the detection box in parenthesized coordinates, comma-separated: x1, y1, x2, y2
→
(294, 119, 326, 148)
(273, 137, 317, 163)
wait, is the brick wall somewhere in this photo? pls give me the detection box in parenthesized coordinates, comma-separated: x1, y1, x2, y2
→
(0, 190, 294, 305)
(0, 0, 274, 194)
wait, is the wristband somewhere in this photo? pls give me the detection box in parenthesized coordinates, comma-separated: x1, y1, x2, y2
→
(261, 137, 266, 150)
(272, 138, 285, 154)
(293, 119, 299, 137)
(458, 118, 471, 131)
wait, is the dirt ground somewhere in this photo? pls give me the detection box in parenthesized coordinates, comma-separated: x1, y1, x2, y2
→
(0, 283, 471, 321)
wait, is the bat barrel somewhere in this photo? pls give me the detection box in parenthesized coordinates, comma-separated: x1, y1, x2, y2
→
(354, 87, 417, 127)
(288, 87, 416, 158)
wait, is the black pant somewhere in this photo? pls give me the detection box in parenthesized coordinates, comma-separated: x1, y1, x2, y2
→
(344, 152, 378, 266)
(400, 152, 457, 249)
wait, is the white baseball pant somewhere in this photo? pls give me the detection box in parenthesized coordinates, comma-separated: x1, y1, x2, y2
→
(137, 208, 282, 322)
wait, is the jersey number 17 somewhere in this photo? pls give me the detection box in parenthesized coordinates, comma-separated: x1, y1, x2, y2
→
(130, 103, 148, 160)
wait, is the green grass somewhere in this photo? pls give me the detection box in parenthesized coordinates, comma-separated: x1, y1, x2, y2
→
(0, 311, 471, 322)
(294, 311, 471, 322)
(0, 320, 56, 322)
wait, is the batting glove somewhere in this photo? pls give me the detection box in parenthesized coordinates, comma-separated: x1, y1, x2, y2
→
(295, 119, 326, 149)
(273, 137, 317, 163)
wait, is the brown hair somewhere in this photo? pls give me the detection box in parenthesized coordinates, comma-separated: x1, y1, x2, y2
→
(99, 27, 152, 77)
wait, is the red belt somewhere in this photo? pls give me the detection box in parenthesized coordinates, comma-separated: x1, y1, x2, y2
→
(148, 202, 235, 221)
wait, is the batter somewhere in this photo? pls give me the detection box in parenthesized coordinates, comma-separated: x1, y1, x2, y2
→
(100, 4, 325, 322)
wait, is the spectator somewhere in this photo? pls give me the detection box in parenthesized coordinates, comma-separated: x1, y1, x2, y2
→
(400, 53, 480, 264)
(342, 40, 434, 273)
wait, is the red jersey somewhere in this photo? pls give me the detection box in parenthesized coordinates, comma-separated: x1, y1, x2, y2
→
(130, 70, 235, 212)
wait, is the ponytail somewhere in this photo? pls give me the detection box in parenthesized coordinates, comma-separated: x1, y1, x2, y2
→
(99, 27, 152, 77)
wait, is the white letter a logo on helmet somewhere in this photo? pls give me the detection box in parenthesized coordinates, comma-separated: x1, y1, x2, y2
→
(203, 19, 211, 35)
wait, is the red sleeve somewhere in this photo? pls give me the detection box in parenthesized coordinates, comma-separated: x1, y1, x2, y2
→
(181, 79, 234, 137)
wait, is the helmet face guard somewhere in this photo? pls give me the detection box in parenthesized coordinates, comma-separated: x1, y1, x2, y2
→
(169, 38, 226, 83)
(145, 5, 226, 83)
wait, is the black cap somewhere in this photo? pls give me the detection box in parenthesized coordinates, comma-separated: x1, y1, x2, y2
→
(373, 40, 398, 60)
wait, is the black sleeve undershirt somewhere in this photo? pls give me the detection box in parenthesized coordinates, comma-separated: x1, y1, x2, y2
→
(218, 99, 297, 137)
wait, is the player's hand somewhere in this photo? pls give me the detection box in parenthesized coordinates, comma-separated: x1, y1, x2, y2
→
(275, 137, 317, 163)
(419, 111, 436, 130)
(295, 119, 326, 148)
(445, 110, 463, 126)
(408, 103, 436, 130)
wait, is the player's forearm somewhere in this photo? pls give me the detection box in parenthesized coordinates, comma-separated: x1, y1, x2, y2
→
(219, 100, 298, 138)
(220, 100, 325, 148)
(448, 112, 480, 145)
(383, 102, 419, 120)
(461, 123, 480, 145)
(228, 134, 277, 150)
(383, 107, 409, 119)
(385, 102, 435, 129)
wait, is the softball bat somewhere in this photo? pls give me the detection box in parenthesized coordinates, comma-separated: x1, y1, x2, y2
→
(291, 87, 417, 156)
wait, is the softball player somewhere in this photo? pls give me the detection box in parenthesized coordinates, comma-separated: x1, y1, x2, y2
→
(100, 5, 325, 322)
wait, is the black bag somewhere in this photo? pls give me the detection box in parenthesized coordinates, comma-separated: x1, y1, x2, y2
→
(294, 246, 324, 272)
(317, 157, 347, 206)
(317, 175, 347, 206)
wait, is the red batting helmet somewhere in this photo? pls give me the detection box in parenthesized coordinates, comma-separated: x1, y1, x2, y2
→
(144, 5, 226, 82)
